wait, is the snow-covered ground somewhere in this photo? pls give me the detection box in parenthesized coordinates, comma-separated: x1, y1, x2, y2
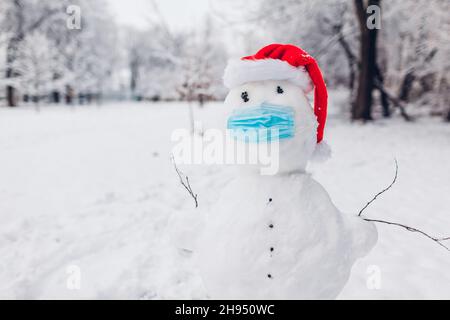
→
(1, 95, 449, 299)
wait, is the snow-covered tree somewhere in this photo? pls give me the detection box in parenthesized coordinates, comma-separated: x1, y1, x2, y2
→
(0, 0, 68, 106)
(125, 25, 182, 101)
(73, 2, 118, 102)
(13, 32, 58, 105)
(176, 17, 228, 105)
(0, 0, 120, 106)
(124, 14, 227, 103)
(245, 0, 450, 120)
(381, 0, 450, 114)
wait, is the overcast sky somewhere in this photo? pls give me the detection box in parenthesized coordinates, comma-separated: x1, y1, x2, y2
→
(106, 0, 261, 56)
(107, 0, 211, 31)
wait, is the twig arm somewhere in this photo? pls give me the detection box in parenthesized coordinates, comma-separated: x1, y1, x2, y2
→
(363, 218, 450, 251)
(171, 155, 198, 208)
(359, 159, 449, 252)
(358, 159, 398, 216)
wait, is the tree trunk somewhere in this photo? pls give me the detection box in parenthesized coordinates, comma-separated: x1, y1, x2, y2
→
(6, 0, 25, 107)
(375, 64, 390, 117)
(6, 84, 18, 107)
(52, 91, 60, 103)
(398, 71, 415, 102)
(352, 0, 380, 121)
(380, 89, 390, 117)
(6, 36, 22, 107)
(65, 85, 74, 105)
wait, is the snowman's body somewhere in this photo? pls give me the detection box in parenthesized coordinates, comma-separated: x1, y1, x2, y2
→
(196, 174, 377, 299)
(173, 45, 377, 299)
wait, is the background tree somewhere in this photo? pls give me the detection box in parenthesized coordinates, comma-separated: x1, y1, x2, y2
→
(352, 0, 380, 121)
(246, 0, 449, 121)
(13, 32, 57, 108)
(1, 0, 65, 107)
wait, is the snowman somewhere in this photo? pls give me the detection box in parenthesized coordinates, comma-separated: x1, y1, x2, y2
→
(173, 44, 377, 299)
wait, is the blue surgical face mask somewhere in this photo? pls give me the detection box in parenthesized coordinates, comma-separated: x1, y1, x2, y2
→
(227, 102, 295, 143)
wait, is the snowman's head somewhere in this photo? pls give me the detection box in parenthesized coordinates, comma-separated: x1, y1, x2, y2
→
(223, 44, 329, 174)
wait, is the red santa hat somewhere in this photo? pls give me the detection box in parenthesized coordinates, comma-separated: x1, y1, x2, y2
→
(223, 44, 328, 145)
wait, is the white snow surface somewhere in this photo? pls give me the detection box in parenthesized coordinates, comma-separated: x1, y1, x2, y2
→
(1, 94, 450, 299)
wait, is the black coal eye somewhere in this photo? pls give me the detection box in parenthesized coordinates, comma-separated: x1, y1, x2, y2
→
(277, 86, 284, 94)
(241, 91, 249, 102)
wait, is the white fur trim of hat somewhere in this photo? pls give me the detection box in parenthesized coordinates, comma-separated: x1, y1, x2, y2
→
(223, 58, 313, 91)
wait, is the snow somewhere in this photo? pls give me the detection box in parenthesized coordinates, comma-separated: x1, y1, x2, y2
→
(0, 93, 449, 299)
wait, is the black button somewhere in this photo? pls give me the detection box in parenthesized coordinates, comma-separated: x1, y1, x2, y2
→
(269, 224, 274, 229)
(241, 91, 249, 102)
(267, 274, 272, 279)
(268, 198, 273, 202)
(270, 247, 274, 252)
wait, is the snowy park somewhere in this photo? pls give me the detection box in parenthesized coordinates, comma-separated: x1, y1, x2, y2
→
(1, 0, 449, 300)
(1, 95, 449, 299)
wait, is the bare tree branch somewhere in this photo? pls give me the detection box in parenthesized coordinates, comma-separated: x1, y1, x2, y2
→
(358, 159, 398, 216)
(149, 0, 175, 42)
(171, 155, 198, 208)
(373, 81, 414, 121)
(27, 8, 59, 33)
(359, 159, 450, 251)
